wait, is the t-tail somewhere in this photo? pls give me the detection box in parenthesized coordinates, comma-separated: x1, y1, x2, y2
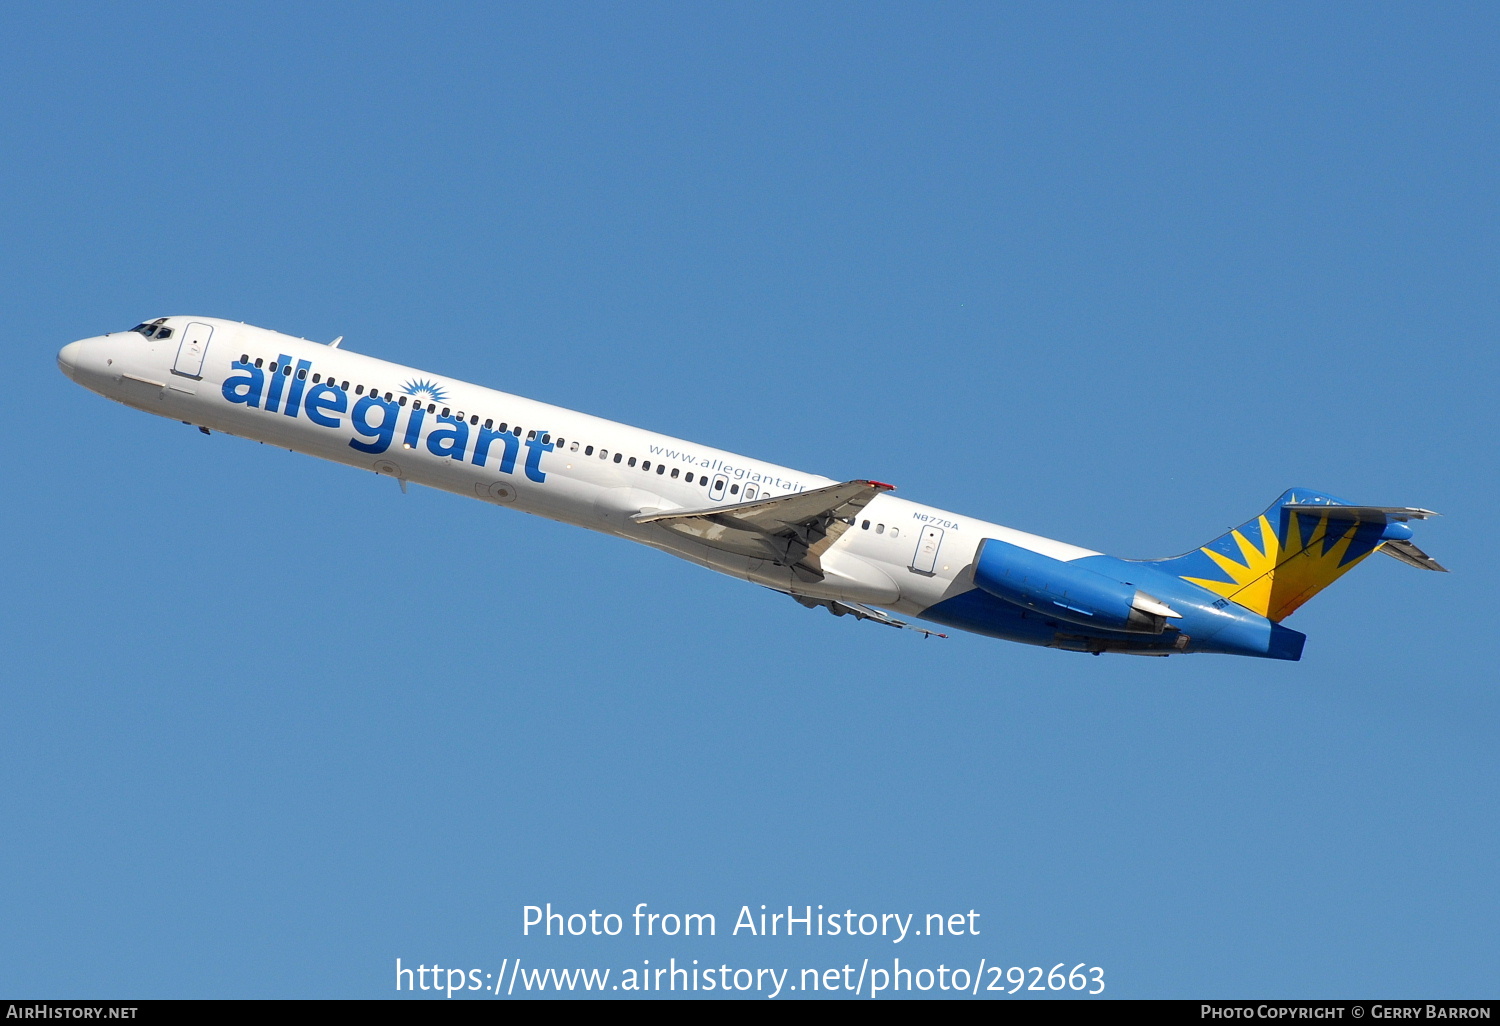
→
(1149, 488, 1446, 622)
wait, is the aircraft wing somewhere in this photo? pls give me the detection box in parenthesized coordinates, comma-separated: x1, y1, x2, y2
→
(632, 479, 894, 580)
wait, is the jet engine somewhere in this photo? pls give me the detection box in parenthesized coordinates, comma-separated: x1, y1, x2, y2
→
(973, 537, 1181, 634)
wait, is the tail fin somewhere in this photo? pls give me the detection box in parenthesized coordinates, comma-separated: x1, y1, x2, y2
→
(1149, 488, 1444, 622)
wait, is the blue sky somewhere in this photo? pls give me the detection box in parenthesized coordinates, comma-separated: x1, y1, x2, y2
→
(3, 2, 1496, 998)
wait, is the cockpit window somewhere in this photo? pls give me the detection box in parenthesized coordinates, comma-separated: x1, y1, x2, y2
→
(129, 319, 172, 339)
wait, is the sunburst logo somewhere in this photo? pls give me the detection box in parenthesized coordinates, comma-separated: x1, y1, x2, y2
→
(1180, 511, 1375, 622)
(401, 378, 448, 403)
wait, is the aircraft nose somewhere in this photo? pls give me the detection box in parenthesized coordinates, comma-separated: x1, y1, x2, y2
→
(57, 341, 83, 381)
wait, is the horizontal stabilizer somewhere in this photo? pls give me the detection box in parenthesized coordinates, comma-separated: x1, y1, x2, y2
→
(1381, 538, 1448, 572)
(1282, 501, 1447, 573)
(1283, 503, 1439, 522)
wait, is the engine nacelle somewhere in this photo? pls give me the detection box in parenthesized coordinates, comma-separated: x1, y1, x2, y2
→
(973, 537, 1181, 634)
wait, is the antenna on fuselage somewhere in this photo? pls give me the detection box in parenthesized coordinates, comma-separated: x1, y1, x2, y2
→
(329, 335, 343, 348)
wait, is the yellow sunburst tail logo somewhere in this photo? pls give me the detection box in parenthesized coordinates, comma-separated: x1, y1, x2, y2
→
(1151, 489, 1392, 622)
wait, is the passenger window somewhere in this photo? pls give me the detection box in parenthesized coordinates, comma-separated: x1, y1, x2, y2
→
(656, 465, 665, 475)
(585, 446, 594, 456)
(744, 484, 758, 499)
(670, 468, 679, 479)
(513, 426, 522, 437)
(283, 365, 293, 376)
(541, 433, 550, 444)
(890, 527, 899, 538)
(528, 430, 536, 440)
(876, 524, 885, 534)
(642, 461, 650, 471)
(341, 381, 349, 390)
(498, 423, 508, 432)
(628, 457, 637, 467)
(241, 353, 250, 364)
(298, 368, 308, 380)
(355, 385, 365, 395)
(431, 404, 439, 414)
(570, 442, 579, 453)
(398, 395, 407, 406)
(730, 484, 739, 495)
(312, 373, 321, 383)
(862, 520, 870, 530)
(442, 408, 451, 417)
(686, 472, 694, 483)
(613, 453, 622, 463)
(268, 361, 278, 372)
(254, 358, 264, 368)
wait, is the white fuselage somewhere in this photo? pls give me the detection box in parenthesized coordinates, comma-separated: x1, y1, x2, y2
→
(58, 317, 1095, 628)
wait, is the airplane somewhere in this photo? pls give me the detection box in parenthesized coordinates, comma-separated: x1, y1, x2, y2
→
(57, 316, 1446, 661)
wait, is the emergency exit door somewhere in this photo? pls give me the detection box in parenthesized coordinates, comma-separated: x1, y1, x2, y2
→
(910, 525, 944, 575)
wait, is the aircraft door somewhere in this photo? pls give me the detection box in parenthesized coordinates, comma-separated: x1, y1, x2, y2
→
(172, 321, 213, 378)
(709, 474, 728, 501)
(911, 525, 944, 575)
